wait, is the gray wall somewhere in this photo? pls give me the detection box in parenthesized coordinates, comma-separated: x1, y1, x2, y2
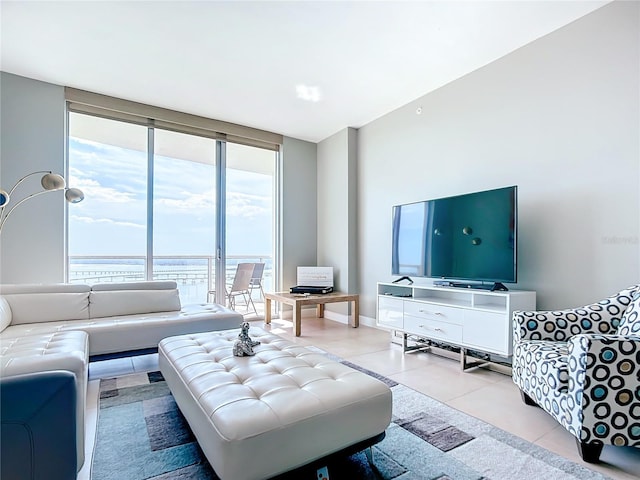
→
(0, 72, 67, 283)
(317, 127, 358, 315)
(280, 137, 318, 291)
(355, 1, 640, 317)
(317, 128, 357, 290)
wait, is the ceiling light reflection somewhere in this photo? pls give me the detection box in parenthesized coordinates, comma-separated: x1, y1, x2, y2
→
(296, 84, 321, 102)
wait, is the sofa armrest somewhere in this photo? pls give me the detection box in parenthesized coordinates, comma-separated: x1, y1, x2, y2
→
(566, 333, 640, 446)
(0, 296, 11, 332)
(0, 370, 78, 479)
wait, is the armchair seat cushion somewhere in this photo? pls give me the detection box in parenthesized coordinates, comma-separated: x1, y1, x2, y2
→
(515, 340, 569, 394)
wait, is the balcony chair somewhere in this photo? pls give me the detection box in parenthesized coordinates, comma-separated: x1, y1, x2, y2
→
(248, 262, 265, 300)
(512, 284, 640, 463)
(208, 263, 257, 315)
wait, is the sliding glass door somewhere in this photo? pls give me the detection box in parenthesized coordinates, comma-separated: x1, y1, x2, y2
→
(225, 143, 276, 314)
(67, 111, 277, 311)
(152, 129, 217, 304)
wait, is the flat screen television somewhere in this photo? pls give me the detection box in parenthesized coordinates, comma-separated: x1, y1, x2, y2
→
(391, 186, 517, 290)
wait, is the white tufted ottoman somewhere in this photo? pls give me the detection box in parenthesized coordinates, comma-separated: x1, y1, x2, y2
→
(158, 327, 392, 480)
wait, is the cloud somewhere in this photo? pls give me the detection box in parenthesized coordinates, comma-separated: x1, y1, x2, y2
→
(70, 216, 145, 229)
(227, 191, 271, 219)
(156, 190, 215, 211)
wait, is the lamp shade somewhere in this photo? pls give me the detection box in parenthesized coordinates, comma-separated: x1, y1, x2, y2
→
(65, 188, 84, 204)
(41, 173, 66, 190)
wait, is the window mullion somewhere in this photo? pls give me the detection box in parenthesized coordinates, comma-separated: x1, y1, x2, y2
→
(146, 127, 154, 281)
(215, 141, 226, 304)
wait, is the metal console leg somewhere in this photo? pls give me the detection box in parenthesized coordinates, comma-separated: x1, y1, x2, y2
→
(403, 333, 432, 353)
(460, 348, 491, 371)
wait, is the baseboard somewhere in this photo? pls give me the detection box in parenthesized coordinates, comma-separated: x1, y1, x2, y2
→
(322, 310, 377, 328)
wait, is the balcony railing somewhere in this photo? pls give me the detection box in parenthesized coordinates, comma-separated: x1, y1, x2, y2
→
(68, 255, 272, 315)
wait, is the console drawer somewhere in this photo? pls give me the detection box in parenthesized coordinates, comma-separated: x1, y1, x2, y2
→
(377, 296, 404, 329)
(404, 315, 463, 344)
(404, 301, 462, 325)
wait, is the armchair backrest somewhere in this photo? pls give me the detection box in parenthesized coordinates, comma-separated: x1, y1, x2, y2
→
(514, 284, 640, 343)
(592, 284, 640, 334)
(617, 291, 640, 336)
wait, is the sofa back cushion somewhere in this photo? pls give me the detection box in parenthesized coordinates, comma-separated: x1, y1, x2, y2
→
(89, 281, 181, 318)
(3, 292, 91, 325)
(617, 293, 640, 336)
(0, 297, 11, 332)
(0, 284, 91, 325)
(90, 281, 178, 292)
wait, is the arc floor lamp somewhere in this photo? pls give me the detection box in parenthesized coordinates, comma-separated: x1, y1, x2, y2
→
(0, 171, 85, 234)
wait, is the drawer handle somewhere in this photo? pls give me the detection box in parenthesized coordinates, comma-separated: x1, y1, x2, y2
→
(418, 325, 444, 332)
(418, 309, 443, 315)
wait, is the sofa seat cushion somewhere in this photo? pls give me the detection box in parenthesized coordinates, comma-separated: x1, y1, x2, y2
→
(0, 304, 243, 355)
(0, 330, 89, 468)
(617, 292, 640, 336)
(0, 330, 89, 376)
(86, 304, 244, 355)
(514, 340, 569, 392)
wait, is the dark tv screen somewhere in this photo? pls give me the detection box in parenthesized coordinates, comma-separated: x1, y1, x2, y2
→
(391, 186, 517, 283)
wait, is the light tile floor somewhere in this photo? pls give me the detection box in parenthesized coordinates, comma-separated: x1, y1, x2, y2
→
(82, 316, 640, 480)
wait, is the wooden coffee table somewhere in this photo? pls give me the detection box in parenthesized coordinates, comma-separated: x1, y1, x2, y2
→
(264, 291, 359, 336)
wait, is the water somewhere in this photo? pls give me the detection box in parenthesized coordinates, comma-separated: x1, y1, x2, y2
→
(68, 256, 272, 305)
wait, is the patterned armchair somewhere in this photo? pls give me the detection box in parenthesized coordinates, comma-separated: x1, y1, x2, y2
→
(512, 285, 640, 463)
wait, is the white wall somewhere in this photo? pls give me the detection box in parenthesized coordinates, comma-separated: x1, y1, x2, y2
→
(0, 72, 67, 283)
(355, 1, 639, 317)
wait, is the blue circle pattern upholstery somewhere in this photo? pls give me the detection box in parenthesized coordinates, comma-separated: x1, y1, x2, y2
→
(512, 285, 640, 450)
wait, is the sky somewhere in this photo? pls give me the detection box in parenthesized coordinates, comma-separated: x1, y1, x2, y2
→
(67, 136, 274, 259)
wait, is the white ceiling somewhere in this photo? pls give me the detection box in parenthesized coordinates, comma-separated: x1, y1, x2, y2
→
(1, 1, 609, 143)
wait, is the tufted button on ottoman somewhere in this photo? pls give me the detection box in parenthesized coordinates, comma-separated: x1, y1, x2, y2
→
(158, 327, 392, 480)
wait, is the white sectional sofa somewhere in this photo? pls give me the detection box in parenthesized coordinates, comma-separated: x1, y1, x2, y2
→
(0, 281, 244, 478)
(0, 281, 243, 355)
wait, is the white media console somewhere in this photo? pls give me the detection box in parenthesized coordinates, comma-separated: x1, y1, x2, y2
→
(376, 282, 536, 371)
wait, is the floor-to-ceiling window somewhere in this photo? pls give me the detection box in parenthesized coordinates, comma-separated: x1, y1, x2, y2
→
(67, 114, 149, 281)
(67, 108, 278, 312)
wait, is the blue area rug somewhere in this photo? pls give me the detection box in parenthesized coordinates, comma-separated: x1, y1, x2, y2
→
(92, 363, 612, 480)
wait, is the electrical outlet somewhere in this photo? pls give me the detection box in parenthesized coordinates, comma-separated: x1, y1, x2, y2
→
(316, 466, 329, 480)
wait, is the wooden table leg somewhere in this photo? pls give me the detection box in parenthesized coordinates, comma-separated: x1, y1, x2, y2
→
(265, 298, 272, 325)
(294, 303, 302, 336)
(351, 297, 359, 328)
(317, 304, 325, 318)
